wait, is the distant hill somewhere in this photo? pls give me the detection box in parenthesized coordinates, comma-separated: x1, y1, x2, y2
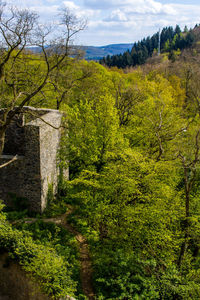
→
(27, 44, 134, 61)
(81, 44, 134, 60)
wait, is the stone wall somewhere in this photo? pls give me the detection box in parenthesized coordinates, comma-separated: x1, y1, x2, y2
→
(0, 155, 25, 208)
(0, 107, 64, 212)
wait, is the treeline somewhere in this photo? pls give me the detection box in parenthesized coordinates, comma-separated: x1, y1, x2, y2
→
(100, 25, 196, 68)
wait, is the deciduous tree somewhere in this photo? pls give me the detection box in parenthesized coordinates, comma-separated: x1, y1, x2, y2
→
(0, 2, 86, 158)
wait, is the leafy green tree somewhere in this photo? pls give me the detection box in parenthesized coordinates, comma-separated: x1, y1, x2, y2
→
(61, 92, 124, 176)
(125, 73, 185, 160)
(0, 3, 86, 158)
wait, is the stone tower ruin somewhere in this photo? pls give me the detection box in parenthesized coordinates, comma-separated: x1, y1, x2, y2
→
(0, 106, 64, 212)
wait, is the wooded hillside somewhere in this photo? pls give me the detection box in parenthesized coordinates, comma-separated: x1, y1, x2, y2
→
(100, 25, 197, 68)
(1, 7, 200, 298)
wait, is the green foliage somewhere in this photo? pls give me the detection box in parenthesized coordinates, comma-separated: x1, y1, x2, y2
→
(58, 57, 200, 299)
(0, 202, 77, 298)
(8, 193, 29, 211)
(93, 247, 160, 299)
(5, 209, 28, 222)
(60, 64, 126, 177)
(43, 185, 67, 218)
(16, 220, 81, 293)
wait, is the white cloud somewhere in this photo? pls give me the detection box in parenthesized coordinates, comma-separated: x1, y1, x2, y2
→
(3, 0, 200, 46)
(104, 9, 127, 22)
(63, 0, 96, 18)
(7, 0, 41, 7)
(63, 1, 80, 10)
(125, 2, 176, 15)
(84, 0, 176, 14)
(29, 5, 59, 13)
(45, 0, 58, 2)
(83, 1, 200, 45)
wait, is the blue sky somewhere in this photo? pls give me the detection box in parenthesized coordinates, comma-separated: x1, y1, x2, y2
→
(6, 0, 200, 46)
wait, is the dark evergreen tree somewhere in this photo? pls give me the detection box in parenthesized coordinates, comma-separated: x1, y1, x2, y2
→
(99, 25, 196, 68)
(175, 25, 181, 35)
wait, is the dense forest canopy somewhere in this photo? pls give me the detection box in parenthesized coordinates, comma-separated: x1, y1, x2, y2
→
(100, 25, 197, 68)
(1, 3, 200, 298)
(57, 47, 200, 298)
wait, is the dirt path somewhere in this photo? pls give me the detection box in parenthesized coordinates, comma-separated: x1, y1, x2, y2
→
(14, 206, 95, 300)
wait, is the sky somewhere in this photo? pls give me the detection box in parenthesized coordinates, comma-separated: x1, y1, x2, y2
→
(6, 0, 200, 46)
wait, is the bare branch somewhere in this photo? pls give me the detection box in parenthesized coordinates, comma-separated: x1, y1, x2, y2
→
(0, 4, 86, 159)
(26, 111, 61, 130)
(0, 154, 18, 169)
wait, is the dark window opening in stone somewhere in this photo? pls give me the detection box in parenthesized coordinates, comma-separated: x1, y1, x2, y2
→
(3, 114, 25, 156)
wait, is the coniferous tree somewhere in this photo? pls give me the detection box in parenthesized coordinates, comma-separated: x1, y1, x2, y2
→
(100, 25, 196, 69)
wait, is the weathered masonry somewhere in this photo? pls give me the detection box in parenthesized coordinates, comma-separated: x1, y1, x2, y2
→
(0, 106, 64, 212)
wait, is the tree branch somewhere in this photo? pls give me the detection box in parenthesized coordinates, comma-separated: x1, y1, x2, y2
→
(0, 155, 18, 169)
